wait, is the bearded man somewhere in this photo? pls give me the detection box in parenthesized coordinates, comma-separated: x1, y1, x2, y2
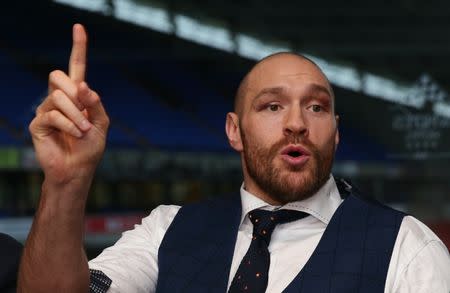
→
(18, 24, 450, 293)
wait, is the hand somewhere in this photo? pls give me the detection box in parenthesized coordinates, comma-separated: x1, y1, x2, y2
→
(29, 24, 109, 187)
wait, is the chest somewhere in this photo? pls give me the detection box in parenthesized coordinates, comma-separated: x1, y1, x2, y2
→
(229, 217, 325, 292)
(156, 195, 404, 293)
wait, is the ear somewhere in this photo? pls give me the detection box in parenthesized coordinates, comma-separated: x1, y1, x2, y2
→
(334, 115, 340, 147)
(225, 112, 243, 152)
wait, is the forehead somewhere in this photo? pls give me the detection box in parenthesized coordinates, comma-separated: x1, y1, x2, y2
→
(245, 55, 332, 98)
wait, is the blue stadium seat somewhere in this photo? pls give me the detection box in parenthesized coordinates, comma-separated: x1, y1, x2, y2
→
(0, 50, 45, 145)
(90, 64, 229, 151)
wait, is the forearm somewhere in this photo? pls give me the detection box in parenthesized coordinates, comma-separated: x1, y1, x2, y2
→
(18, 178, 92, 293)
(20, 23, 109, 293)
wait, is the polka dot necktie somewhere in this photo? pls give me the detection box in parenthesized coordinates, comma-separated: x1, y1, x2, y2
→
(228, 209, 308, 293)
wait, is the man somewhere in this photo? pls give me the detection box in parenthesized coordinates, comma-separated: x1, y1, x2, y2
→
(18, 24, 449, 293)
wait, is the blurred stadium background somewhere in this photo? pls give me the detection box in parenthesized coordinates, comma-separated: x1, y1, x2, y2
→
(0, 0, 448, 256)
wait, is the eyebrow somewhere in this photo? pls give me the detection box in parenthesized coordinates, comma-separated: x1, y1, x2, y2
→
(253, 83, 332, 102)
(253, 86, 287, 101)
(305, 84, 333, 99)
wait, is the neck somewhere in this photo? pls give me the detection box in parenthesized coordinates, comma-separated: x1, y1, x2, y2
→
(242, 178, 283, 206)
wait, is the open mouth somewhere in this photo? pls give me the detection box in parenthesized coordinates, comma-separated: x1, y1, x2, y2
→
(281, 145, 311, 157)
(288, 151, 302, 158)
(280, 145, 311, 166)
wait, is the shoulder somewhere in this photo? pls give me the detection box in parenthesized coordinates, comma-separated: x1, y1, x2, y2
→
(140, 204, 182, 231)
(170, 196, 241, 226)
(386, 216, 450, 292)
(138, 197, 239, 235)
(343, 194, 406, 222)
(161, 196, 241, 242)
(90, 204, 182, 252)
(88, 205, 182, 292)
(396, 215, 448, 259)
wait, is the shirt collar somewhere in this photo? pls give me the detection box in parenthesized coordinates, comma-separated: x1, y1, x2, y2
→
(239, 175, 343, 226)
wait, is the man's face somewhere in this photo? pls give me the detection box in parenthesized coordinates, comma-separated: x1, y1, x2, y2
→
(227, 54, 339, 205)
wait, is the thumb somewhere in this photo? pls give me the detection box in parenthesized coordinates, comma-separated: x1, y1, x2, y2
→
(78, 82, 109, 131)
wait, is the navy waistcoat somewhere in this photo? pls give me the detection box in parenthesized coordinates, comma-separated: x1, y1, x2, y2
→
(156, 192, 404, 293)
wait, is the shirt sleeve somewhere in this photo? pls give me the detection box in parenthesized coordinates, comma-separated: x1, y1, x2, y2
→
(88, 205, 181, 293)
(386, 216, 450, 293)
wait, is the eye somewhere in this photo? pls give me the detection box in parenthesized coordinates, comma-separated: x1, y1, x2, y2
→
(267, 104, 280, 112)
(310, 105, 322, 112)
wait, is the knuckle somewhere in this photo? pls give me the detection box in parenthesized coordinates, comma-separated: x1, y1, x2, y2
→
(48, 94, 59, 106)
(90, 90, 100, 103)
(48, 70, 62, 82)
(46, 110, 59, 123)
(51, 89, 63, 100)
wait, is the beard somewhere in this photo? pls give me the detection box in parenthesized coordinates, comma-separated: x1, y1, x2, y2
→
(241, 131, 336, 204)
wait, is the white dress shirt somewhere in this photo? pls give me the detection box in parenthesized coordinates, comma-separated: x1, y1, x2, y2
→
(89, 176, 450, 292)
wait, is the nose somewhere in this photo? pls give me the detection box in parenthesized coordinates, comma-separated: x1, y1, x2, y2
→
(283, 106, 308, 139)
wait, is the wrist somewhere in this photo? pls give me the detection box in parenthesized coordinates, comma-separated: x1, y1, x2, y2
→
(39, 175, 93, 212)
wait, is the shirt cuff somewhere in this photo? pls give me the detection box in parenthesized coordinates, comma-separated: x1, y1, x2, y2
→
(90, 269, 112, 293)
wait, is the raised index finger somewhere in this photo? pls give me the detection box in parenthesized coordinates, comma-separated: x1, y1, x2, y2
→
(69, 23, 88, 84)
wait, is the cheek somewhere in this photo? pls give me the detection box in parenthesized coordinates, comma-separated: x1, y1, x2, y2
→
(245, 116, 282, 144)
(257, 114, 285, 133)
(309, 121, 337, 149)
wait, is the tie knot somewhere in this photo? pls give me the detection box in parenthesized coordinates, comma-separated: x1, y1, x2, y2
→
(248, 209, 308, 243)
